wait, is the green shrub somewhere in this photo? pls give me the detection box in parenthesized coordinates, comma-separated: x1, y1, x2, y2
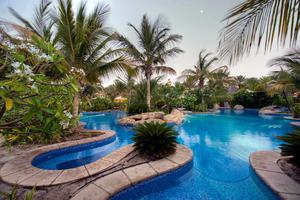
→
(194, 104, 208, 112)
(292, 103, 300, 118)
(127, 102, 148, 115)
(132, 122, 178, 159)
(81, 97, 114, 111)
(277, 130, 300, 165)
(232, 90, 272, 108)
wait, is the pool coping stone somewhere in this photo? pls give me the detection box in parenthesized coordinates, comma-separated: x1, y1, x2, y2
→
(0, 129, 119, 187)
(250, 151, 300, 200)
(70, 144, 193, 200)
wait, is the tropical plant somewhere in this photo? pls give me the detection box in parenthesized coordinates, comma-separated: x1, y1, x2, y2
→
(127, 77, 161, 115)
(132, 121, 178, 159)
(0, 185, 35, 200)
(232, 89, 272, 108)
(234, 75, 246, 89)
(269, 48, 300, 89)
(267, 69, 296, 111)
(0, 30, 77, 145)
(277, 129, 300, 165)
(292, 103, 300, 118)
(117, 14, 183, 109)
(219, 0, 300, 63)
(179, 49, 227, 103)
(9, 0, 131, 119)
(81, 97, 114, 112)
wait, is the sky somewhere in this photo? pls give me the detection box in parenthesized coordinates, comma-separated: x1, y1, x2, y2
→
(0, 0, 290, 85)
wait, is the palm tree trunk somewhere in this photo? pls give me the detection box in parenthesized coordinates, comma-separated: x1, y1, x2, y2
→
(146, 76, 151, 110)
(72, 92, 80, 118)
(282, 90, 291, 111)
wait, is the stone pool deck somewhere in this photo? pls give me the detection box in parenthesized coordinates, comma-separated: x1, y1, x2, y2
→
(0, 130, 116, 187)
(70, 144, 193, 200)
(250, 151, 300, 200)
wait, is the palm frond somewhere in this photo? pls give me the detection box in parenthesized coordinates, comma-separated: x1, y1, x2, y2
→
(219, 0, 300, 64)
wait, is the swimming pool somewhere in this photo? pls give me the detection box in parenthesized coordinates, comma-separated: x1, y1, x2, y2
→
(83, 109, 294, 199)
(34, 109, 293, 199)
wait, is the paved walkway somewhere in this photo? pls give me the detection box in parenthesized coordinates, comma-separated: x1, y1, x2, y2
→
(71, 145, 193, 200)
(250, 151, 300, 200)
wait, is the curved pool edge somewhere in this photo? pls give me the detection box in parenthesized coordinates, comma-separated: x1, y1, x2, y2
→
(70, 144, 193, 200)
(0, 130, 121, 187)
(249, 151, 300, 200)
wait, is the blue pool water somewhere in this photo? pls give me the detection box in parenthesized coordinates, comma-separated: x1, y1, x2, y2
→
(33, 109, 293, 199)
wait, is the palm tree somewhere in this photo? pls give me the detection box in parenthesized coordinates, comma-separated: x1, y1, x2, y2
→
(234, 75, 246, 89)
(55, 0, 131, 117)
(179, 49, 227, 103)
(9, 0, 54, 42)
(269, 48, 300, 89)
(219, 0, 300, 63)
(9, 0, 130, 118)
(267, 69, 296, 111)
(117, 15, 183, 109)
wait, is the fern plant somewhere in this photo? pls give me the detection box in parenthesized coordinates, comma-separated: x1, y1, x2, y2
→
(132, 122, 178, 159)
(277, 130, 300, 165)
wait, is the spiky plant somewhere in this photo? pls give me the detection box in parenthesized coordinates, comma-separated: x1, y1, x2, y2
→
(132, 122, 178, 159)
(277, 130, 300, 165)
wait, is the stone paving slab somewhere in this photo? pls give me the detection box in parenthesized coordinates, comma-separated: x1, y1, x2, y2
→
(52, 166, 88, 185)
(2, 166, 42, 184)
(290, 122, 300, 128)
(93, 171, 131, 195)
(0, 130, 116, 187)
(250, 151, 300, 200)
(71, 183, 110, 200)
(19, 169, 62, 187)
(149, 158, 179, 174)
(85, 159, 114, 176)
(123, 163, 158, 184)
(250, 151, 284, 173)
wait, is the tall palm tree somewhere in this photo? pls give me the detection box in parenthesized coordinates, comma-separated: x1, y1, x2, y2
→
(54, 0, 131, 117)
(219, 0, 300, 63)
(9, 0, 130, 118)
(267, 69, 296, 111)
(117, 15, 183, 109)
(179, 49, 227, 102)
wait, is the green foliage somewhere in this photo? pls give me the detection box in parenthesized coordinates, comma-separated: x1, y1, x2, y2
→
(232, 90, 272, 108)
(81, 97, 114, 112)
(277, 130, 300, 165)
(0, 185, 35, 200)
(153, 83, 184, 113)
(293, 103, 300, 118)
(0, 31, 77, 145)
(132, 122, 178, 159)
(127, 103, 148, 115)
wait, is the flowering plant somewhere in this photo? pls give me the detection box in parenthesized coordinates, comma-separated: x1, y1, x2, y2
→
(0, 33, 78, 145)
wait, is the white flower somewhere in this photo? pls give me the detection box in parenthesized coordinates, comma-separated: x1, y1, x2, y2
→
(11, 62, 21, 69)
(64, 111, 73, 119)
(60, 121, 69, 129)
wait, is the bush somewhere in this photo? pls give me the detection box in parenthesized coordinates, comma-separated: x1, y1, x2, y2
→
(194, 104, 208, 112)
(132, 122, 178, 159)
(81, 97, 114, 111)
(277, 130, 300, 165)
(293, 103, 300, 118)
(232, 90, 272, 108)
(127, 102, 148, 115)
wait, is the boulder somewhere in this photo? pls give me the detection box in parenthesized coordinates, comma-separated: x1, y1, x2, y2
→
(233, 105, 244, 110)
(214, 103, 220, 109)
(118, 118, 136, 125)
